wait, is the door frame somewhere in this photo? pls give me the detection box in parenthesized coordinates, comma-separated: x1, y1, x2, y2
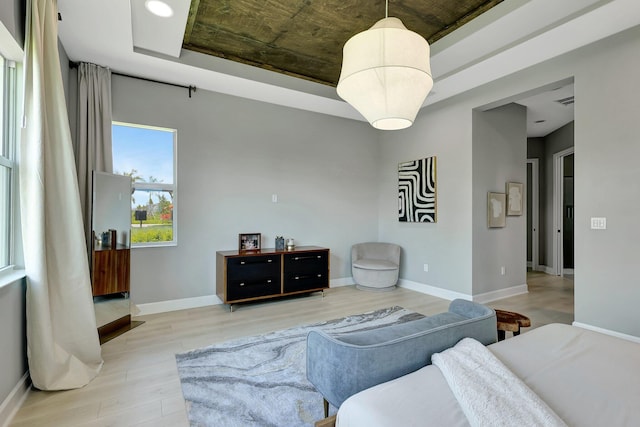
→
(527, 159, 539, 271)
(553, 147, 574, 276)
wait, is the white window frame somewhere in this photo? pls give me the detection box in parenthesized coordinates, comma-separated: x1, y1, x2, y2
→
(112, 121, 178, 248)
(0, 53, 20, 282)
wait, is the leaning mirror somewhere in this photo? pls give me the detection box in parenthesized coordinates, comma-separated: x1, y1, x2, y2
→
(91, 171, 137, 343)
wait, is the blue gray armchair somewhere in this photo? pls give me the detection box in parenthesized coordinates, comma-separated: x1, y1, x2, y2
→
(306, 299, 497, 416)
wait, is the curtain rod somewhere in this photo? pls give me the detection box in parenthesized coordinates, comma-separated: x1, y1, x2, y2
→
(69, 61, 197, 98)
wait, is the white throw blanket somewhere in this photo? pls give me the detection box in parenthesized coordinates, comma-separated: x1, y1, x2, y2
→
(432, 338, 567, 427)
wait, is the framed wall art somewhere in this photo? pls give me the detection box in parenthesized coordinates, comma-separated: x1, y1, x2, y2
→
(398, 156, 437, 223)
(239, 233, 261, 251)
(487, 192, 506, 228)
(506, 182, 524, 216)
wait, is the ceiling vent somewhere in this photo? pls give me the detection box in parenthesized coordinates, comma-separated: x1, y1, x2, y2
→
(555, 96, 575, 106)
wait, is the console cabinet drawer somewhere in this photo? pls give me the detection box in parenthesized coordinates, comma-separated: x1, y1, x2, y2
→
(283, 251, 329, 293)
(226, 255, 281, 301)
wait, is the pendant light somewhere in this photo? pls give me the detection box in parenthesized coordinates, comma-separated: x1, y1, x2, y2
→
(336, 1, 433, 130)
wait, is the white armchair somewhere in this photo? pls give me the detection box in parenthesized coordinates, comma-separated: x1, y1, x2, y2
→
(351, 242, 401, 291)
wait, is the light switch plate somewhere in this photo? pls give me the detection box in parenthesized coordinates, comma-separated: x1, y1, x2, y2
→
(590, 217, 606, 229)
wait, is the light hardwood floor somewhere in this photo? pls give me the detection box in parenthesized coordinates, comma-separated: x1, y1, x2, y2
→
(10, 271, 574, 427)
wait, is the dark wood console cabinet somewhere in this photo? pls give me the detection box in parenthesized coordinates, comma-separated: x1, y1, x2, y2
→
(92, 243, 131, 297)
(216, 246, 330, 310)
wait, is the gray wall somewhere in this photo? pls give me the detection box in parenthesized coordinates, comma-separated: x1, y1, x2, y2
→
(0, 0, 27, 413)
(572, 26, 640, 335)
(0, 0, 24, 47)
(111, 75, 380, 304)
(0, 280, 27, 405)
(378, 23, 640, 336)
(377, 98, 474, 295)
(472, 104, 527, 295)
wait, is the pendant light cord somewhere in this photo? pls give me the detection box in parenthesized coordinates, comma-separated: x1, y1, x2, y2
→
(385, 0, 389, 18)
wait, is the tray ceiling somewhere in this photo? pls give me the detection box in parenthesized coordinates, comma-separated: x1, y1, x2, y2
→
(182, 0, 503, 86)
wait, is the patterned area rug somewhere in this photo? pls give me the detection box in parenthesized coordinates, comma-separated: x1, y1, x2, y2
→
(175, 306, 424, 427)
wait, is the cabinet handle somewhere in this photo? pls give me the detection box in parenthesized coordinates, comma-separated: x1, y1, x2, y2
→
(294, 255, 316, 261)
(240, 259, 274, 265)
(239, 282, 245, 287)
(267, 279, 272, 283)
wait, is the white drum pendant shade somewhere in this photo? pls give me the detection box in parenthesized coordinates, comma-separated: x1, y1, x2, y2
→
(337, 17, 433, 130)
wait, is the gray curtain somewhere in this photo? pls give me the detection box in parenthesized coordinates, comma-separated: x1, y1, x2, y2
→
(20, 0, 103, 390)
(76, 62, 113, 249)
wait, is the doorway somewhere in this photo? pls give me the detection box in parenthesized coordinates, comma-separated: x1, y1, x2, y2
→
(526, 159, 539, 270)
(553, 148, 574, 276)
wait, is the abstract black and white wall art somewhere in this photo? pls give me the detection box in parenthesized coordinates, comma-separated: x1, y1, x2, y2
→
(398, 156, 437, 222)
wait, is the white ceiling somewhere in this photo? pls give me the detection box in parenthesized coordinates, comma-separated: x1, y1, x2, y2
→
(57, 0, 640, 136)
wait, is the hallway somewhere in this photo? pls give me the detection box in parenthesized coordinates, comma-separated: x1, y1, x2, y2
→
(488, 270, 574, 332)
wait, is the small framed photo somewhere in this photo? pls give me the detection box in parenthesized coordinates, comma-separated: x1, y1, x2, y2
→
(239, 233, 261, 251)
(487, 192, 506, 228)
(506, 182, 524, 216)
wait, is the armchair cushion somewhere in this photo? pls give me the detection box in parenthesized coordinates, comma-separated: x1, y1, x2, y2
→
(352, 259, 398, 271)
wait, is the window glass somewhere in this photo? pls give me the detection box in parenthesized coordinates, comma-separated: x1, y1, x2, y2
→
(112, 123, 177, 246)
(0, 54, 16, 271)
(0, 165, 9, 267)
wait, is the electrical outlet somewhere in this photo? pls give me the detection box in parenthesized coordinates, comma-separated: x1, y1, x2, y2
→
(500, 266, 505, 275)
(272, 194, 278, 203)
(423, 264, 429, 272)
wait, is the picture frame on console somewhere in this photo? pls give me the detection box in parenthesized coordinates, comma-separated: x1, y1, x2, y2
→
(239, 233, 261, 251)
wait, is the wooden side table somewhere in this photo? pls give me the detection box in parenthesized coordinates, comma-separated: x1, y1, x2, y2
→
(495, 309, 531, 341)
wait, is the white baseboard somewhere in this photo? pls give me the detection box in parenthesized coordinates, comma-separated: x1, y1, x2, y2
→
(133, 278, 529, 316)
(526, 261, 532, 268)
(563, 268, 574, 275)
(472, 284, 529, 304)
(0, 372, 30, 427)
(134, 295, 222, 316)
(542, 266, 556, 275)
(133, 278, 356, 316)
(572, 322, 640, 343)
(398, 279, 471, 301)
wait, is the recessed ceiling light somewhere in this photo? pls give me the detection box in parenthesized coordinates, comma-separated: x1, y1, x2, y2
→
(145, 0, 173, 18)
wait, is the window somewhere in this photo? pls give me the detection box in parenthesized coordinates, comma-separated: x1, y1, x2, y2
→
(0, 55, 17, 270)
(112, 122, 177, 247)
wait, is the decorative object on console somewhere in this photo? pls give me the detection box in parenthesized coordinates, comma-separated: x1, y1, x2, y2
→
(336, 0, 433, 130)
(286, 238, 295, 250)
(487, 192, 506, 228)
(275, 236, 285, 250)
(506, 182, 524, 216)
(239, 232, 261, 251)
(399, 156, 437, 223)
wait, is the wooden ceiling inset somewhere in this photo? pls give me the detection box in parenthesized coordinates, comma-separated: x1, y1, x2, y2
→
(183, 0, 503, 86)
